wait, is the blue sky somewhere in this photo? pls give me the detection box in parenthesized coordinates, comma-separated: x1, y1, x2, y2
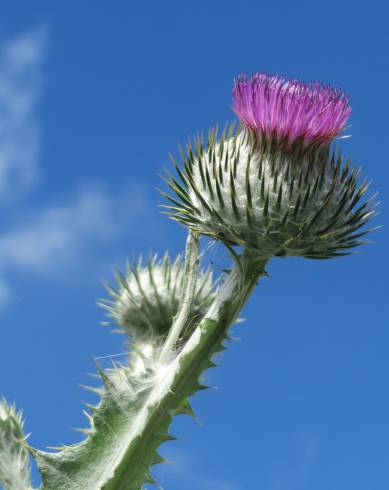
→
(0, 1, 388, 489)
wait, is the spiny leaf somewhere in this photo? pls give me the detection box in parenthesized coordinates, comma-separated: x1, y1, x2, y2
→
(35, 253, 267, 490)
(0, 399, 32, 490)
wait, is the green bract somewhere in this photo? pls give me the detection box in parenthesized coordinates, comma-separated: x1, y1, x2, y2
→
(100, 253, 215, 342)
(164, 125, 377, 259)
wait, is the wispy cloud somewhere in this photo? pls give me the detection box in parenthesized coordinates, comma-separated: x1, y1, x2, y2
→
(0, 189, 126, 273)
(0, 182, 151, 309)
(0, 28, 44, 199)
(0, 29, 153, 310)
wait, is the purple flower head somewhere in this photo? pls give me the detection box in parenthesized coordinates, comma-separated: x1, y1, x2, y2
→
(232, 73, 351, 144)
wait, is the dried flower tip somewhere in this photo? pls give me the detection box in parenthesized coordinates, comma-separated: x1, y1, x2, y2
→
(233, 73, 351, 144)
(0, 399, 32, 490)
(100, 253, 216, 343)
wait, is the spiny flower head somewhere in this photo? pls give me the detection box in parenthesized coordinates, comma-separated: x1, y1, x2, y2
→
(233, 73, 351, 144)
(0, 399, 31, 490)
(164, 124, 376, 259)
(100, 253, 216, 343)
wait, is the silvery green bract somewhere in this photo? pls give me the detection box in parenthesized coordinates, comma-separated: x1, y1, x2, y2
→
(100, 253, 215, 342)
(164, 125, 376, 258)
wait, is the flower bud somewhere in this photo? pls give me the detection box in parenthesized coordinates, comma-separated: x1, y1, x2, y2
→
(101, 254, 215, 342)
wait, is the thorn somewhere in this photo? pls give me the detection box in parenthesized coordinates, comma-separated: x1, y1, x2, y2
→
(144, 473, 156, 485)
(196, 383, 209, 391)
(177, 399, 196, 418)
(82, 409, 94, 424)
(72, 427, 90, 435)
(79, 384, 103, 396)
(82, 401, 97, 412)
(206, 360, 218, 369)
(161, 434, 177, 442)
(152, 452, 166, 466)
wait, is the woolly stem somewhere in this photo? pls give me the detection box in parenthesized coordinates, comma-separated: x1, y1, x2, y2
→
(35, 250, 268, 490)
(121, 251, 267, 486)
(159, 230, 200, 362)
(100, 251, 267, 489)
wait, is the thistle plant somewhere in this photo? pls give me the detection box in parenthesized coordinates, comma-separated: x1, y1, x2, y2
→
(0, 400, 32, 490)
(0, 72, 378, 490)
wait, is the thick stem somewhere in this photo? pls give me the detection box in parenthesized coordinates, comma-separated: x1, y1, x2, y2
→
(159, 231, 200, 362)
(36, 250, 269, 490)
(201, 249, 267, 327)
(101, 251, 268, 489)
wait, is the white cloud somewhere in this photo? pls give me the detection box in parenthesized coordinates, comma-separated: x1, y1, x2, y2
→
(0, 28, 44, 198)
(0, 184, 150, 307)
(0, 29, 153, 310)
(0, 190, 120, 273)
